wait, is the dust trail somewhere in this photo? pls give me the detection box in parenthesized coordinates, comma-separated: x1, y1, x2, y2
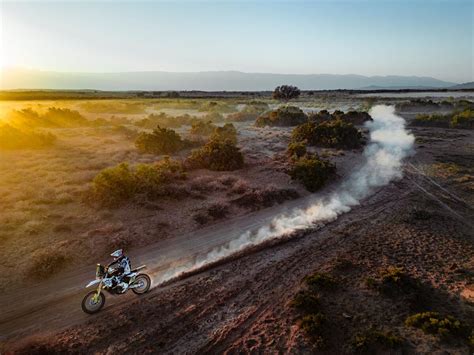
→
(153, 105, 414, 284)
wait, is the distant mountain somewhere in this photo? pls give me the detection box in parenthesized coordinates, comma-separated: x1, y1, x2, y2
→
(449, 82, 474, 90)
(0, 68, 457, 91)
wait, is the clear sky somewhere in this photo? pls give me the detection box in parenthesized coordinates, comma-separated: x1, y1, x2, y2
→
(1, 0, 472, 83)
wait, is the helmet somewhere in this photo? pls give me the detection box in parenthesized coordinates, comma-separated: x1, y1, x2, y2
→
(110, 249, 123, 260)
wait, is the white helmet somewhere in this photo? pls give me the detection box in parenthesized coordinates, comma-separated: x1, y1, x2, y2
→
(111, 249, 123, 260)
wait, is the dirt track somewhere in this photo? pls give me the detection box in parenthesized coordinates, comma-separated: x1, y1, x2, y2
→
(2, 116, 474, 353)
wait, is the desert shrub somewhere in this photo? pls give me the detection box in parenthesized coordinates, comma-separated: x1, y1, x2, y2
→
(92, 162, 137, 204)
(135, 126, 186, 154)
(226, 111, 258, 122)
(304, 272, 337, 290)
(289, 155, 336, 192)
(255, 106, 307, 127)
(203, 112, 226, 123)
(186, 138, 244, 171)
(136, 113, 197, 129)
(190, 120, 216, 136)
(352, 329, 403, 353)
(211, 123, 238, 144)
(231, 187, 299, 210)
(291, 290, 320, 314)
(451, 109, 474, 128)
(27, 251, 69, 280)
(405, 312, 471, 341)
(0, 124, 56, 150)
(272, 85, 301, 101)
(301, 313, 326, 346)
(92, 158, 186, 205)
(377, 267, 422, 296)
(338, 111, 373, 125)
(412, 113, 451, 128)
(287, 141, 307, 159)
(243, 101, 269, 114)
(10, 107, 89, 128)
(308, 110, 332, 123)
(292, 120, 363, 149)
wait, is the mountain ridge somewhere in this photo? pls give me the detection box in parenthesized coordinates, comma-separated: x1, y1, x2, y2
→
(1, 68, 458, 91)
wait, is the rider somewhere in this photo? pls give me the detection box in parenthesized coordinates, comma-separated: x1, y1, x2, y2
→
(108, 249, 131, 292)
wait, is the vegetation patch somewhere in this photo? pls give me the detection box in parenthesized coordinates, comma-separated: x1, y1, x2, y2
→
(287, 141, 307, 160)
(92, 158, 186, 206)
(289, 155, 336, 192)
(292, 119, 363, 149)
(135, 126, 190, 154)
(211, 123, 238, 144)
(413, 109, 474, 129)
(190, 120, 217, 136)
(135, 113, 197, 129)
(352, 329, 403, 353)
(255, 106, 307, 127)
(186, 138, 244, 171)
(304, 272, 338, 291)
(10, 107, 91, 128)
(405, 312, 471, 343)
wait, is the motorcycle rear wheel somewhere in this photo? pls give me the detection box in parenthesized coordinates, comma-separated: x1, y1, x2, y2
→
(82, 291, 105, 314)
(132, 274, 151, 295)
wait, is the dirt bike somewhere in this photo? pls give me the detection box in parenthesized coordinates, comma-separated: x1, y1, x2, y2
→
(81, 263, 151, 314)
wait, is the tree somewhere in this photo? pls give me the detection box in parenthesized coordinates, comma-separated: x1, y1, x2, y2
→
(272, 85, 301, 102)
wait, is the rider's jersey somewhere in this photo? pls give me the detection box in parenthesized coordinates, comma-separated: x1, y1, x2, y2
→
(108, 256, 131, 276)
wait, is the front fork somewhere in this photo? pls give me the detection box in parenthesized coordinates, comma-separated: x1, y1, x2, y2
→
(93, 281, 103, 302)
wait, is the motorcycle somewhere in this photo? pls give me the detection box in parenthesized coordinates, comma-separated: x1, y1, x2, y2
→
(82, 263, 151, 314)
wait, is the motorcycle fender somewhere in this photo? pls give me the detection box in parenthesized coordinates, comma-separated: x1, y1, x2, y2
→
(86, 279, 100, 288)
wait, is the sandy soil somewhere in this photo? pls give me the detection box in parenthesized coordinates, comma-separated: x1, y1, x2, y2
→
(1, 103, 473, 353)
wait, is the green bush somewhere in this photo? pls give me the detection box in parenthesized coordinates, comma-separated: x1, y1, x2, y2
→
(92, 158, 186, 205)
(226, 111, 258, 122)
(255, 105, 307, 127)
(92, 162, 137, 204)
(292, 120, 363, 149)
(135, 113, 197, 129)
(187, 138, 244, 171)
(0, 124, 56, 150)
(287, 141, 307, 159)
(352, 329, 403, 353)
(304, 272, 338, 290)
(202, 112, 226, 122)
(301, 313, 326, 346)
(291, 290, 320, 314)
(135, 126, 186, 154)
(451, 109, 474, 128)
(289, 155, 336, 192)
(405, 312, 470, 341)
(190, 120, 216, 136)
(10, 107, 90, 128)
(211, 123, 238, 144)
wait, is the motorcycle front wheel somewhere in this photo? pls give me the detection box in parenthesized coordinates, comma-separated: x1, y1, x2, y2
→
(82, 291, 106, 314)
(132, 274, 151, 295)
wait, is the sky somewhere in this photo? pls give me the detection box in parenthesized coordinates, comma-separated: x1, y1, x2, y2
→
(0, 0, 473, 83)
